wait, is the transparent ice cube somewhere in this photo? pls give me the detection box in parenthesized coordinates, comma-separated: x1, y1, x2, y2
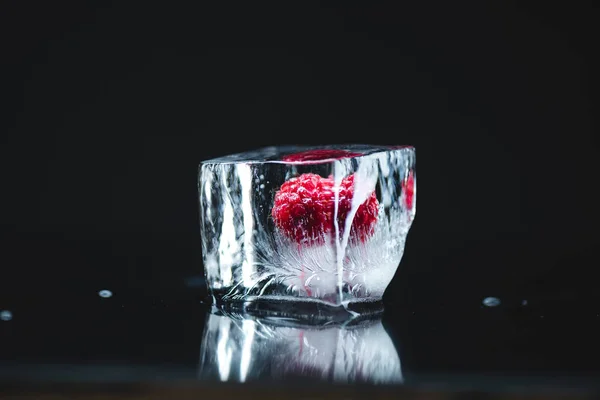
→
(199, 145, 415, 315)
(198, 310, 403, 384)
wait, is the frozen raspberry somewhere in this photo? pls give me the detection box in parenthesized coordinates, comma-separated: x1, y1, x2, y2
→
(282, 149, 362, 163)
(402, 170, 415, 210)
(271, 173, 379, 244)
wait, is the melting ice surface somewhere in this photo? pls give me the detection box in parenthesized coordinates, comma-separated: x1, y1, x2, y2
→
(198, 311, 403, 384)
(199, 145, 416, 310)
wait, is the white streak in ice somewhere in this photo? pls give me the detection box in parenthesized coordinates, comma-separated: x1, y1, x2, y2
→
(238, 164, 255, 287)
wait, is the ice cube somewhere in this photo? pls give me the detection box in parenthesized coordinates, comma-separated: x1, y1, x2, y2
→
(198, 145, 416, 312)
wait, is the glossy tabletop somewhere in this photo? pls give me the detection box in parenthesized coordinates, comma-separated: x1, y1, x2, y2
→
(2, 273, 600, 399)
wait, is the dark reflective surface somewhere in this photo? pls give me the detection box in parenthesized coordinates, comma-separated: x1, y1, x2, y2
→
(2, 274, 600, 396)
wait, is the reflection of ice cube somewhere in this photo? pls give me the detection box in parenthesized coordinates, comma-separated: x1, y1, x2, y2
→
(198, 311, 403, 384)
(199, 145, 416, 308)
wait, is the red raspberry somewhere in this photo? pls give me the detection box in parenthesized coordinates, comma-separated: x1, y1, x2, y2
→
(402, 170, 415, 210)
(271, 173, 379, 245)
(282, 149, 362, 163)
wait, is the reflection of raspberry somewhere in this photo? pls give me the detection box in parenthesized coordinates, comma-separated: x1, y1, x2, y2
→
(402, 170, 415, 210)
(282, 149, 362, 163)
(272, 173, 379, 244)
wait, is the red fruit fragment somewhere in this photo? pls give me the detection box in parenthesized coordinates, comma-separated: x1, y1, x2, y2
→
(271, 173, 379, 245)
(402, 170, 415, 210)
(282, 149, 362, 163)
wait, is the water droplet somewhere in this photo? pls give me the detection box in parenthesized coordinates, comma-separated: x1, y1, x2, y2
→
(259, 184, 265, 189)
(259, 174, 265, 180)
(98, 290, 113, 298)
(483, 297, 501, 307)
(0, 310, 12, 321)
(522, 300, 528, 306)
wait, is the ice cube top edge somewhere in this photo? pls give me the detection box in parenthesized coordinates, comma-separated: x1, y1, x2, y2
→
(199, 144, 415, 165)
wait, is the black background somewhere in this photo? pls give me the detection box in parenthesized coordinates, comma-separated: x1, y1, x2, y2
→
(1, 0, 599, 378)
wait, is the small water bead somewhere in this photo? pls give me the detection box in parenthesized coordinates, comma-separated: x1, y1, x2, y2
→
(482, 297, 501, 307)
(0, 310, 13, 321)
(98, 290, 113, 298)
